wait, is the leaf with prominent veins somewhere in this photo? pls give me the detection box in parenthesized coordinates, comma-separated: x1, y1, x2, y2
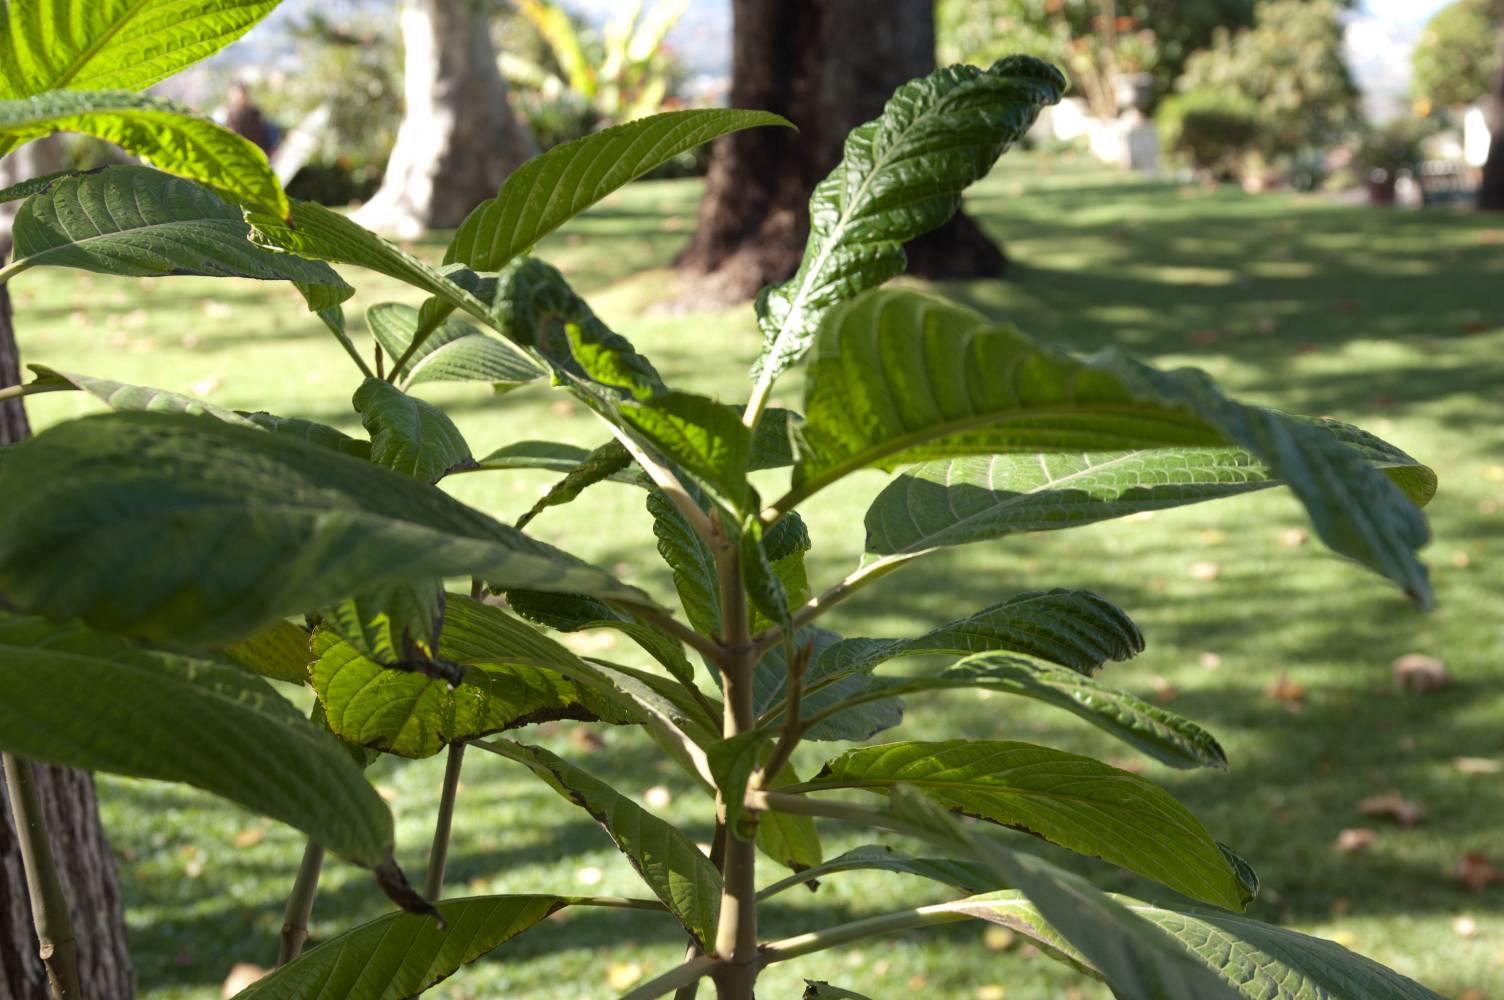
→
(788, 289, 1433, 606)
(751, 56, 1065, 384)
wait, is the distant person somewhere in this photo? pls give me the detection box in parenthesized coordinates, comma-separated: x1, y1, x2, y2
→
(222, 82, 278, 153)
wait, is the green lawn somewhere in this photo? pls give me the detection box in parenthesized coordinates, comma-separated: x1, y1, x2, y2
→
(11, 155, 1504, 999)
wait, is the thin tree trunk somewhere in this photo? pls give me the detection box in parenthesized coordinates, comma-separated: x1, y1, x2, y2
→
(353, 0, 537, 237)
(675, 0, 1004, 304)
(0, 141, 135, 1000)
(1479, 8, 1504, 210)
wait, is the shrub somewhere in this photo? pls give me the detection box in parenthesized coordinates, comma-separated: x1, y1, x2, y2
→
(0, 5, 1445, 999)
(1157, 88, 1262, 177)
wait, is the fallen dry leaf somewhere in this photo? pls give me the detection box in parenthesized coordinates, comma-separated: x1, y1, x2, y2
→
(1454, 853, 1503, 892)
(1392, 653, 1450, 693)
(1266, 674, 1306, 705)
(221, 963, 266, 997)
(1198, 651, 1222, 670)
(1335, 828, 1378, 854)
(232, 826, 267, 850)
(1358, 794, 1425, 827)
(1453, 915, 1479, 939)
(1279, 527, 1309, 548)
(1454, 757, 1504, 776)
(606, 962, 644, 990)
(1188, 560, 1221, 582)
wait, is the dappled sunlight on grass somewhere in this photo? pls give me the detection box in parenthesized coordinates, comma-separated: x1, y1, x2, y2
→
(11, 155, 1501, 998)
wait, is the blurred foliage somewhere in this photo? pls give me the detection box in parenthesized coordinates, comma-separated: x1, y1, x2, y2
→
(278, 12, 404, 169)
(1412, 0, 1501, 110)
(1178, 0, 1359, 160)
(502, 0, 688, 147)
(1156, 88, 1261, 178)
(937, 0, 1264, 112)
(1355, 116, 1440, 174)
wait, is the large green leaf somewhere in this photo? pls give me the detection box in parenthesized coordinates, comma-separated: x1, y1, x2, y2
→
(219, 620, 313, 685)
(324, 581, 444, 665)
(352, 378, 472, 484)
(25, 364, 259, 425)
(953, 892, 1445, 1000)
(478, 739, 723, 948)
(0, 613, 391, 868)
(0, 91, 286, 215)
(813, 740, 1247, 909)
(5, 167, 350, 301)
(0, 412, 653, 645)
(789, 289, 1433, 606)
(312, 606, 631, 759)
(0, 1, 281, 99)
(883, 786, 1245, 1000)
(758, 844, 1000, 901)
(365, 302, 541, 391)
(866, 436, 1435, 559)
(505, 589, 697, 689)
(756, 762, 825, 873)
(620, 390, 754, 515)
(647, 487, 721, 636)
(231, 895, 637, 999)
(810, 588, 1143, 680)
(249, 200, 488, 317)
(445, 108, 790, 271)
(751, 57, 1065, 382)
(757, 626, 903, 743)
(238, 411, 371, 459)
(823, 653, 1226, 771)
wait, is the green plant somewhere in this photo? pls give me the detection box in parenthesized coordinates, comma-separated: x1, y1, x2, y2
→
(0, 5, 1447, 1000)
(1157, 88, 1262, 178)
(502, 0, 687, 146)
(1356, 118, 1437, 175)
(1412, 0, 1502, 111)
(1177, 0, 1359, 160)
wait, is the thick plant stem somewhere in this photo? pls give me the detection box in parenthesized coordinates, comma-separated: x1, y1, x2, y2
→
(423, 742, 467, 900)
(711, 544, 759, 998)
(2, 753, 82, 1000)
(276, 840, 325, 966)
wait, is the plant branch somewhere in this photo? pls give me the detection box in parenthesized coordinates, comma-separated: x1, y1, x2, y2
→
(741, 372, 776, 432)
(670, 941, 705, 1000)
(755, 637, 811, 788)
(603, 416, 719, 550)
(752, 554, 917, 661)
(276, 839, 325, 966)
(710, 543, 759, 997)
(611, 600, 724, 664)
(2, 754, 81, 1000)
(615, 954, 717, 1000)
(423, 741, 466, 900)
(384, 314, 445, 385)
(758, 904, 974, 967)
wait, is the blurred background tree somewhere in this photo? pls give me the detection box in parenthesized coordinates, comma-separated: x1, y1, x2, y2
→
(1412, 0, 1501, 112)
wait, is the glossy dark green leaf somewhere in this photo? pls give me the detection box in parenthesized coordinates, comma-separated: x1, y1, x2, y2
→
(7, 167, 349, 299)
(792, 289, 1432, 606)
(478, 739, 722, 947)
(0, 613, 391, 867)
(647, 488, 721, 636)
(814, 740, 1247, 909)
(446, 109, 791, 271)
(752, 57, 1065, 380)
(0, 91, 285, 215)
(0, 412, 653, 645)
(352, 378, 472, 484)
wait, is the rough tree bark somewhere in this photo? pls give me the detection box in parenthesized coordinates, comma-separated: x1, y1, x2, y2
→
(1479, 5, 1504, 211)
(675, 0, 1005, 303)
(0, 141, 135, 1000)
(352, 0, 537, 237)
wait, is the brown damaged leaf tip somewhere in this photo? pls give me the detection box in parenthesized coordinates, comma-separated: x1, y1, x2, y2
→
(375, 856, 447, 928)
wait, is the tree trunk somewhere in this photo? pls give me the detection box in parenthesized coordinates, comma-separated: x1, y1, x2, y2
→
(675, 0, 1005, 303)
(0, 143, 135, 1000)
(1479, 8, 1504, 211)
(352, 0, 537, 237)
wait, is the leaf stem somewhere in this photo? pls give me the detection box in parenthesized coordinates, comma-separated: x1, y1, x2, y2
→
(1, 754, 81, 1000)
(755, 638, 810, 788)
(615, 954, 717, 1000)
(0, 380, 71, 404)
(614, 601, 724, 664)
(711, 543, 759, 998)
(423, 742, 466, 900)
(741, 373, 776, 432)
(758, 904, 974, 966)
(604, 418, 720, 552)
(0, 257, 32, 286)
(753, 554, 916, 661)
(276, 840, 325, 966)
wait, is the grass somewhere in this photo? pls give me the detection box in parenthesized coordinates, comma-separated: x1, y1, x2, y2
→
(10, 154, 1504, 999)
